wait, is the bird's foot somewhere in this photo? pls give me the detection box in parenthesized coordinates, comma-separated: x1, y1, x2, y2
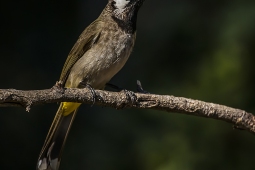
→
(86, 84, 96, 106)
(80, 82, 96, 106)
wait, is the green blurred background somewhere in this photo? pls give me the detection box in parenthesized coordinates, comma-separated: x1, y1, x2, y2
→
(1, 0, 255, 169)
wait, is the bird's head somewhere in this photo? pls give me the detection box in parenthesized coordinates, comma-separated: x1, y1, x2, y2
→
(101, 0, 144, 33)
(109, 0, 144, 20)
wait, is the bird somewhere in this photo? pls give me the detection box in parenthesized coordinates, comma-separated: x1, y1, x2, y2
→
(37, 0, 145, 169)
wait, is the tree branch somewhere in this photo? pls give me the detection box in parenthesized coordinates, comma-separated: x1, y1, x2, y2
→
(0, 86, 254, 135)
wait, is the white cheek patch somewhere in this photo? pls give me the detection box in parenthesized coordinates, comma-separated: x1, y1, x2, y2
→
(113, 0, 130, 18)
(114, 0, 130, 10)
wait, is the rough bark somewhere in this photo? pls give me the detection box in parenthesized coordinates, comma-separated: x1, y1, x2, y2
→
(0, 86, 254, 135)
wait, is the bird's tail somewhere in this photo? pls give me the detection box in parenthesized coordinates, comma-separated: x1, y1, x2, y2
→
(37, 102, 81, 170)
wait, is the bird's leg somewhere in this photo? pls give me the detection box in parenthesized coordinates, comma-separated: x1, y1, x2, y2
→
(79, 82, 96, 106)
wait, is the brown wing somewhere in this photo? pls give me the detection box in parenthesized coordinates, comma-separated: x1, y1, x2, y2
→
(59, 20, 102, 84)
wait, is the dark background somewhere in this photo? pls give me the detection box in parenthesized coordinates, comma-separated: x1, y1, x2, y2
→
(1, 0, 255, 169)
